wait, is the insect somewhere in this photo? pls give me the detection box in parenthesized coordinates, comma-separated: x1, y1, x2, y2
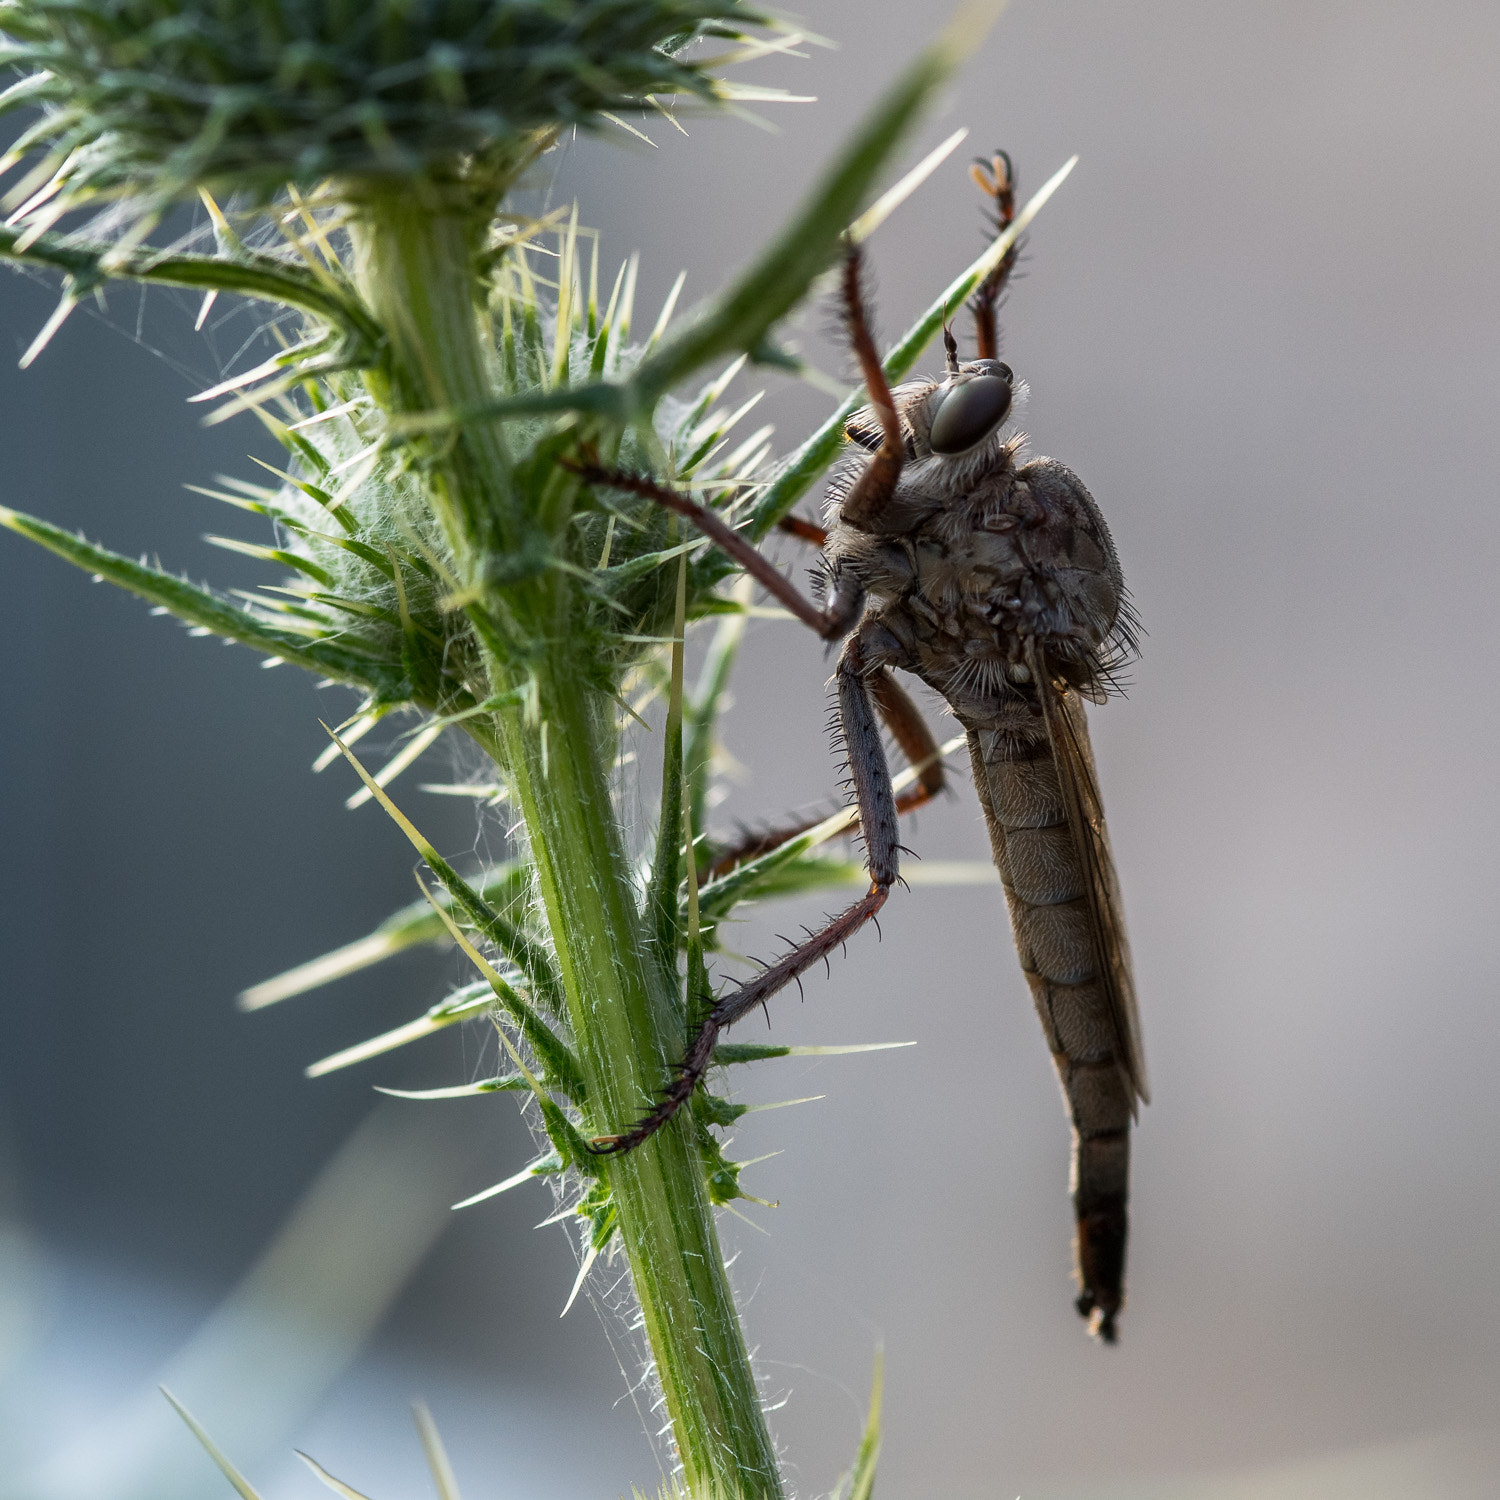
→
(581, 152, 1147, 1343)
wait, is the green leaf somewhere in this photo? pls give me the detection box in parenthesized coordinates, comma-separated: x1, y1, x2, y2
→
(419, 846, 568, 1022)
(0, 227, 382, 353)
(321, 727, 581, 1095)
(629, 3, 1008, 406)
(839, 1350, 884, 1500)
(488, 1023, 598, 1174)
(0, 505, 405, 696)
(685, 581, 750, 835)
(694, 730, 965, 926)
(377, 1074, 531, 1100)
(392, 381, 631, 433)
(240, 861, 533, 1009)
(645, 534, 690, 967)
(305, 981, 496, 1077)
(451, 1153, 563, 1210)
(697, 846, 859, 926)
(714, 1040, 914, 1065)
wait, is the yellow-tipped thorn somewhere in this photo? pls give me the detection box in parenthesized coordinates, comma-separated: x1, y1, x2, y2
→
(848, 127, 970, 245)
(560, 1241, 600, 1317)
(295, 1450, 376, 1500)
(739, 1094, 825, 1113)
(160, 1389, 264, 1500)
(412, 1402, 463, 1500)
(777, 1041, 917, 1057)
(452, 1161, 546, 1211)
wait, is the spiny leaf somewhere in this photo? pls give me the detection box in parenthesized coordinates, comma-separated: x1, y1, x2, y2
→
(377, 1074, 530, 1100)
(697, 834, 856, 925)
(846, 126, 969, 244)
(561, 1239, 602, 1317)
(645, 530, 690, 967)
(421, 848, 568, 1021)
(685, 576, 751, 833)
(676, 352, 749, 439)
(203, 533, 338, 588)
(697, 852, 864, 923)
(699, 852, 1000, 920)
(0, 506, 404, 696)
(305, 981, 495, 1077)
(0, 226, 380, 348)
(323, 723, 573, 1047)
(840, 1350, 884, 1500)
(628, 0, 1010, 406)
(411, 874, 584, 1103)
(344, 720, 445, 808)
(239, 860, 531, 1009)
(490, 1021, 597, 1172)
(695, 733, 964, 920)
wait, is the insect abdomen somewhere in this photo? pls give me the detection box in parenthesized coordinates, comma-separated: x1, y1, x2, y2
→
(965, 717, 1132, 1340)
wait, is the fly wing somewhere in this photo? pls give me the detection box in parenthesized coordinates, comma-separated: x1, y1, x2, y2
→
(1027, 639, 1149, 1105)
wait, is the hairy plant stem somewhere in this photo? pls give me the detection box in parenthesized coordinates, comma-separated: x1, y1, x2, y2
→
(348, 184, 520, 558)
(493, 656, 781, 1500)
(350, 189, 782, 1500)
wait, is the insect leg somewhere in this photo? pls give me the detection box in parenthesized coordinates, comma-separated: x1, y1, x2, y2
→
(867, 669, 946, 818)
(835, 246, 906, 532)
(571, 465, 864, 643)
(967, 150, 1019, 361)
(775, 514, 828, 548)
(703, 668, 945, 878)
(591, 634, 900, 1154)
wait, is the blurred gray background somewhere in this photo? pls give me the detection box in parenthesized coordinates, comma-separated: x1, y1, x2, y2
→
(3, 1, 1500, 1496)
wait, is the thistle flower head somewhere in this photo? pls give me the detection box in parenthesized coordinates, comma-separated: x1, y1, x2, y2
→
(0, 0, 770, 217)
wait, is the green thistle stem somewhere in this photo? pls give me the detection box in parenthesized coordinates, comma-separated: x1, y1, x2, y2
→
(493, 657, 781, 1500)
(350, 189, 781, 1499)
(347, 186, 520, 558)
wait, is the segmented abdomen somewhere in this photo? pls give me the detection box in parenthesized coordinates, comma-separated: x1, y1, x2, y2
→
(965, 711, 1132, 1335)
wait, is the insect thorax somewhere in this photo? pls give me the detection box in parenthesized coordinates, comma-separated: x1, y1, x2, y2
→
(823, 401, 1131, 711)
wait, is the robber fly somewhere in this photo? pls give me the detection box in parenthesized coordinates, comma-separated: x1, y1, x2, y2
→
(581, 153, 1147, 1343)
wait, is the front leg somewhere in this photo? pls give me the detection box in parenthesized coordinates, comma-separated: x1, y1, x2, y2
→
(570, 464, 866, 643)
(706, 666, 947, 878)
(573, 241, 907, 610)
(591, 631, 901, 1153)
(834, 245, 906, 532)
(967, 150, 1019, 361)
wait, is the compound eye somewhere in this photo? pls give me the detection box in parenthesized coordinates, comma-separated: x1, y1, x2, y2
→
(927, 373, 1013, 455)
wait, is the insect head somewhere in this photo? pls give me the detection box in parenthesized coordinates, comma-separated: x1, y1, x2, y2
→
(927, 325, 1014, 455)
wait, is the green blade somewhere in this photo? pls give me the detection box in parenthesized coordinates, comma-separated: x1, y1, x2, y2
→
(0, 505, 404, 695)
(240, 862, 532, 1009)
(629, 3, 1007, 406)
(0, 225, 380, 350)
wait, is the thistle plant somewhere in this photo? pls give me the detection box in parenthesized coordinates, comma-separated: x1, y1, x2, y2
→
(0, 1, 1069, 1493)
